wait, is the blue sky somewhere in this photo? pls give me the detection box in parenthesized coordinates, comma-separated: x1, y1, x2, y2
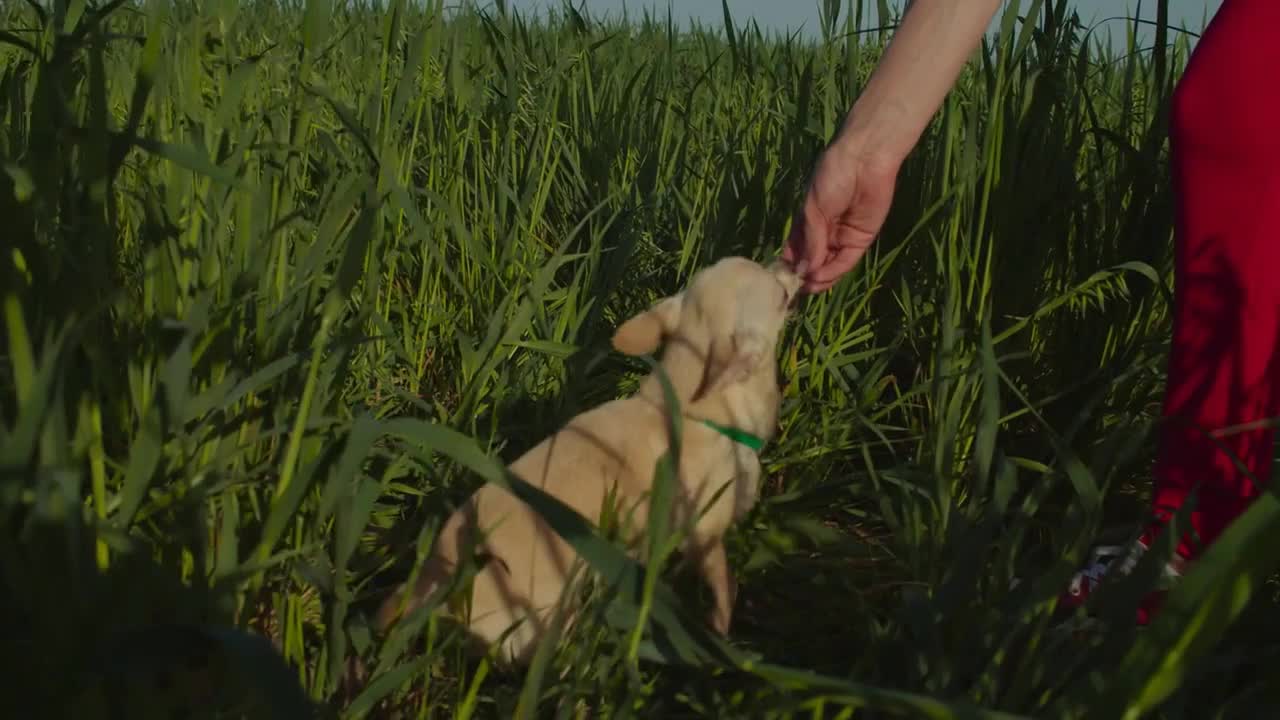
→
(504, 0, 1221, 47)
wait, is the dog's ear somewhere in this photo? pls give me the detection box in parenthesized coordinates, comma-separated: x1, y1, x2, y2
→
(612, 293, 684, 356)
(694, 323, 768, 400)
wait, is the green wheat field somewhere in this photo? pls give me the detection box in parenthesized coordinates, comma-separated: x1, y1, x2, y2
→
(4, 0, 1280, 717)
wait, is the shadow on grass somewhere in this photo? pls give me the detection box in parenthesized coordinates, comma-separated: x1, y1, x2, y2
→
(0, 490, 315, 719)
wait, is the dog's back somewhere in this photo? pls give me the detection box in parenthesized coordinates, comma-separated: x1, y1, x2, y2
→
(375, 396, 674, 662)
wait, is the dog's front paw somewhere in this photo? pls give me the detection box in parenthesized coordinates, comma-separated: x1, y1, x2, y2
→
(709, 607, 733, 636)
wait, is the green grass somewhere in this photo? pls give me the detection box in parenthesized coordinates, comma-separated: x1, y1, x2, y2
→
(4, 0, 1280, 717)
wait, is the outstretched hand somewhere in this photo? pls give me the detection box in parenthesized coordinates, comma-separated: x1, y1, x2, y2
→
(782, 140, 900, 294)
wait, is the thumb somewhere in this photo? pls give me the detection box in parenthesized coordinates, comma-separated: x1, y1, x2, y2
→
(792, 197, 831, 279)
(783, 203, 814, 268)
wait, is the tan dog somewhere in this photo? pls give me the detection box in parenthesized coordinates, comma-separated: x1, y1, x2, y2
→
(375, 256, 804, 665)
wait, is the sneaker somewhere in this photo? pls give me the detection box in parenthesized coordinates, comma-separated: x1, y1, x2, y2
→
(1057, 538, 1187, 625)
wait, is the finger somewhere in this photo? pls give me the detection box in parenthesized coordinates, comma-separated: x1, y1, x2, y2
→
(808, 241, 868, 286)
(806, 277, 837, 293)
(800, 199, 829, 279)
(802, 252, 840, 293)
(803, 271, 840, 293)
(784, 203, 826, 284)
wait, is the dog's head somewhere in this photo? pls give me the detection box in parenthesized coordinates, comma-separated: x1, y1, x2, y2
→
(612, 256, 803, 402)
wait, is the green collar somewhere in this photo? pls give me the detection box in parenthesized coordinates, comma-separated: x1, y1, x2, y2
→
(698, 418, 766, 453)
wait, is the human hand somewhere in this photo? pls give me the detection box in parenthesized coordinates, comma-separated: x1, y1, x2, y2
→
(782, 138, 900, 294)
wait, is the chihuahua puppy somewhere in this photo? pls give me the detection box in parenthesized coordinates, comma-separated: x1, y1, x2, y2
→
(375, 256, 804, 665)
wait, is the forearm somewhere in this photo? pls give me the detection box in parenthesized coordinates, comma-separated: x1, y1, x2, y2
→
(839, 0, 1002, 166)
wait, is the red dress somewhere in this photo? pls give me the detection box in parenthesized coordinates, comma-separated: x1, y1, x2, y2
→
(1149, 0, 1280, 563)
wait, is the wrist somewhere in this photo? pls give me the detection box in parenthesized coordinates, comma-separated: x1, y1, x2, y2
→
(828, 117, 907, 179)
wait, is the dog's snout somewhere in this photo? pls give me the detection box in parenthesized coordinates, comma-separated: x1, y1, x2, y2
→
(769, 259, 804, 308)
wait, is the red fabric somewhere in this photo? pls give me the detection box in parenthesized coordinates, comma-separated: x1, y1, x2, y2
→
(1145, 0, 1280, 565)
